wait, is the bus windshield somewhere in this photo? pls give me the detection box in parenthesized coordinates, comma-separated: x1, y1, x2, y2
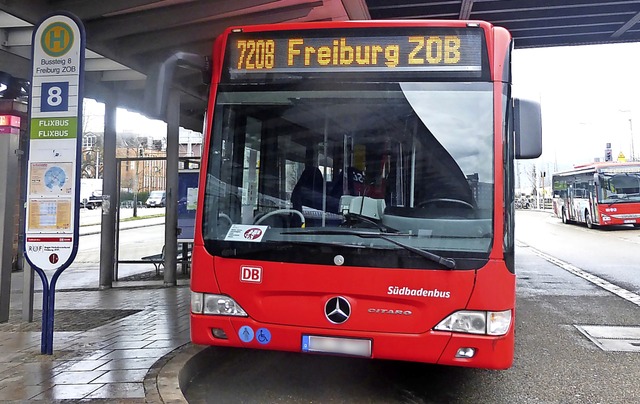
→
(599, 172, 640, 203)
(202, 80, 494, 264)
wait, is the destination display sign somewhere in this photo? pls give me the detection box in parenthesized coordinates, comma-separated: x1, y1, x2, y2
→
(225, 28, 485, 80)
(25, 13, 85, 271)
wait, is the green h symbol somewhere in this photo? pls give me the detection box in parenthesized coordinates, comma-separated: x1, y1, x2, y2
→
(42, 22, 73, 57)
(48, 28, 66, 50)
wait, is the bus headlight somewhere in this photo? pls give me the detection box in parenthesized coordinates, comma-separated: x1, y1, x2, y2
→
(204, 294, 248, 316)
(435, 310, 486, 334)
(191, 292, 204, 313)
(191, 292, 248, 316)
(434, 310, 511, 336)
(487, 310, 512, 335)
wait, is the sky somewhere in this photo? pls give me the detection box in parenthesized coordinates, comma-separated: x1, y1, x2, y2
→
(512, 42, 640, 175)
(82, 99, 168, 138)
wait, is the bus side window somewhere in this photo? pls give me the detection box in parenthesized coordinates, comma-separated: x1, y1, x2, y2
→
(554, 189, 567, 199)
(570, 182, 588, 199)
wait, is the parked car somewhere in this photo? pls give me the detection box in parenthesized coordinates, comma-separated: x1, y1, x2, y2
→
(81, 190, 102, 209)
(146, 190, 166, 208)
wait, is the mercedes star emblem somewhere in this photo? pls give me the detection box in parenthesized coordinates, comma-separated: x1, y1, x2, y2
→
(325, 296, 351, 324)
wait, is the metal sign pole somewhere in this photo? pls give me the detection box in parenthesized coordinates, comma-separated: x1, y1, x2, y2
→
(23, 12, 85, 355)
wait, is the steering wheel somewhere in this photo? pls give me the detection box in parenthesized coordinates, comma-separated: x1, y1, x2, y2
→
(218, 213, 232, 226)
(254, 209, 306, 228)
(418, 198, 474, 209)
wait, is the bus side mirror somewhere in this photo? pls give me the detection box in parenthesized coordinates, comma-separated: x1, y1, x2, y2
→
(143, 52, 211, 120)
(143, 64, 168, 120)
(514, 98, 542, 159)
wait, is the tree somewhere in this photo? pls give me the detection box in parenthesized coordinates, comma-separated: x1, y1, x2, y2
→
(525, 164, 538, 196)
(81, 132, 103, 178)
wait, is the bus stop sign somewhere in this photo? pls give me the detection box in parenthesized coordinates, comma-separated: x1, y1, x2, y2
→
(25, 13, 85, 271)
(24, 12, 85, 355)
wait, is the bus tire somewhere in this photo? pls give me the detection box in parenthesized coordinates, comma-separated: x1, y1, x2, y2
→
(586, 211, 594, 229)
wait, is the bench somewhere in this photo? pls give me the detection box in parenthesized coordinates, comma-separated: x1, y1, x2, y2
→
(141, 248, 165, 275)
(142, 244, 192, 275)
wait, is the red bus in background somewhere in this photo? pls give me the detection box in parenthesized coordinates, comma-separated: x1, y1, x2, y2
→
(552, 162, 640, 228)
(149, 20, 541, 369)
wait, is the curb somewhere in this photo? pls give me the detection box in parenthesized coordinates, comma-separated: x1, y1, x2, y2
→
(147, 343, 210, 403)
(79, 219, 166, 237)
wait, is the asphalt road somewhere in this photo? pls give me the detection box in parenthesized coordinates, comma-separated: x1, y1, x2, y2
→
(80, 207, 165, 254)
(516, 209, 640, 294)
(184, 210, 640, 403)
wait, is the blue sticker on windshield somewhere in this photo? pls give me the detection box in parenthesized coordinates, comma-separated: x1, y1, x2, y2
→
(238, 326, 254, 343)
(256, 328, 271, 345)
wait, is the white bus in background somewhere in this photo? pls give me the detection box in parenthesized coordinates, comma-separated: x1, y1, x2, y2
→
(552, 162, 640, 228)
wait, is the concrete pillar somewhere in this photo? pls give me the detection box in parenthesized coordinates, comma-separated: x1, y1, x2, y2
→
(0, 126, 19, 322)
(164, 90, 180, 286)
(99, 95, 118, 288)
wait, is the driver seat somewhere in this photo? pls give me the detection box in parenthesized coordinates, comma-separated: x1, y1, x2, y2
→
(291, 166, 324, 212)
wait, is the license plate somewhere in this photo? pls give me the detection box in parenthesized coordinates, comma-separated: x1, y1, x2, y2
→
(302, 335, 371, 357)
(624, 219, 637, 224)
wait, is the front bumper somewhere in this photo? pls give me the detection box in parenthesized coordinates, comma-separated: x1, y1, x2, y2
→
(191, 314, 514, 369)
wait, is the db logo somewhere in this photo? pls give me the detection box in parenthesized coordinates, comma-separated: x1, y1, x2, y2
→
(241, 266, 262, 283)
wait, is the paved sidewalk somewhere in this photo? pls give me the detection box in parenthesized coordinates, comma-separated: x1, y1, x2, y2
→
(0, 277, 191, 402)
(0, 212, 200, 402)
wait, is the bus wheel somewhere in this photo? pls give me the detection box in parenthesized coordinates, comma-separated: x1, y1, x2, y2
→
(586, 211, 594, 229)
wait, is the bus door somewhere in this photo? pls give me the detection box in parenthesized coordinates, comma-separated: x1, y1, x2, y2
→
(567, 184, 576, 220)
(551, 177, 568, 219)
(589, 175, 599, 225)
(570, 181, 590, 223)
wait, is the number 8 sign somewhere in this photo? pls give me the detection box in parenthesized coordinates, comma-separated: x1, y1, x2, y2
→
(41, 81, 69, 112)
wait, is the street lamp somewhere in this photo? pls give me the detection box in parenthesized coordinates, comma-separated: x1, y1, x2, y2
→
(619, 109, 635, 161)
(628, 117, 635, 161)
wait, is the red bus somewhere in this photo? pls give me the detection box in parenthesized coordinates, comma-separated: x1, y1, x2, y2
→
(552, 162, 640, 228)
(149, 20, 541, 369)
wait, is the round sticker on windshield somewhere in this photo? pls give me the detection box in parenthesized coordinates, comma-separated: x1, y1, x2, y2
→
(244, 228, 263, 240)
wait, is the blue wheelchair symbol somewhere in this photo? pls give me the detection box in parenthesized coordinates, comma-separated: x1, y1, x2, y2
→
(256, 328, 271, 345)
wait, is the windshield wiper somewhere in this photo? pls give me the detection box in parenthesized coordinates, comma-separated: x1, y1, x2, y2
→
(342, 212, 398, 233)
(606, 194, 631, 206)
(281, 229, 456, 269)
